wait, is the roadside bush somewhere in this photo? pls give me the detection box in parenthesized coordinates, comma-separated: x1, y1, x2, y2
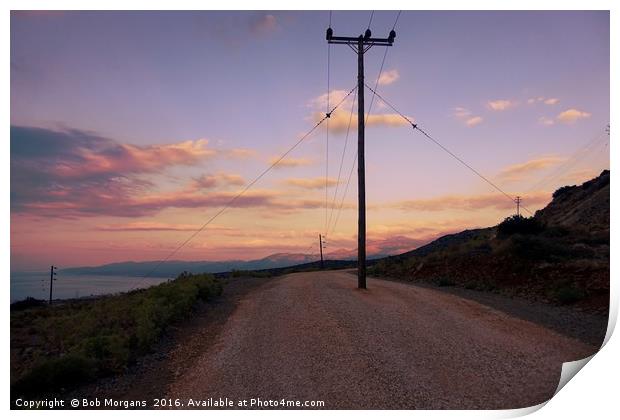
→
(496, 234, 576, 262)
(11, 272, 222, 398)
(12, 354, 96, 397)
(554, 285, 585, 305)
(78, 335, 130, 373)
(437, 278, 455, 287)
(10, 297, 47, 311)
(497, 215, 544, 237)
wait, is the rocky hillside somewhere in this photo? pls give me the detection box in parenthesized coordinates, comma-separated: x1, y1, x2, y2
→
(370, 171, 610, 314)
(536, 170, 609, 233)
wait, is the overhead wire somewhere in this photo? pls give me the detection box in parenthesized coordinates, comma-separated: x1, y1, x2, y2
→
(129, 85, 357, 290)
(367, 11, 375, 29)
(363, 82, 533, 216)
(526, 126, 609, 194)
(325, 11, 332, 235)
(326, 88, 357, 233)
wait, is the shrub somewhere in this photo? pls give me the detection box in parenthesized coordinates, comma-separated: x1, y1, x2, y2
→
(12, 354, 96, 397)
(11, 297, 47, 311)
(554, 285, 585, 305)
(437, 278, 455, 287)
(553, 185, 575, 199)
(11, 272, 222, 398)
(78, 335, 130, 373)
(497, 215, 544, 237)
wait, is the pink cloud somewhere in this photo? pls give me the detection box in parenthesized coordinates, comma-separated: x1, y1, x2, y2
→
(392, 191, 551, 212)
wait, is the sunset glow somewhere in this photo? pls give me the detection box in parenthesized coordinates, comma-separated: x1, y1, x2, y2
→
(10, 10, 610, 270)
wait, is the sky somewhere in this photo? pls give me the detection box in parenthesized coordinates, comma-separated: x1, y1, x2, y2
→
(10, 10, 610, 271)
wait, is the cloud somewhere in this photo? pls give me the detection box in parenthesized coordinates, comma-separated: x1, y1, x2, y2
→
(453, 107, 483, 127)
(528, 96, 560, 106)
(453, 107, 471, 118)
(249, 14, 278, 35)
(96, 222, 203, 232)
(9, 125, 255, 218)
(378, 69, 400, 86)
(11, 125, 217, 182)
(223, 148, 257, 159)
(538, 116, 555, 126)
(308, 89, 351, 110)
(465, 116, 483, 127)
(497, 156, 564, 182)
(193, 172, 245, 190)
(16, 183, 331, 218)
(284, 177, 339, 189)
(269, 156, 314, 168)
(557, 108, 592, 123)
(56, 139, 216, 179)
(308, 89, 410, 133)
(314, 111, 410, 134)
(392, 191, 551, 212)
(487, 99, 516, 111)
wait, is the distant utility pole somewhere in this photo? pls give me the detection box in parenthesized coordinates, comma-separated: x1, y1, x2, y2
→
(515, 196, 522, 217)
(49, 265, 57, 304)
(319, 234, 325, 269)
(327, 25, 396, 289)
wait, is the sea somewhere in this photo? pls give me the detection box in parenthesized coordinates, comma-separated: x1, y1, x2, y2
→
(10, 271, 170, 303)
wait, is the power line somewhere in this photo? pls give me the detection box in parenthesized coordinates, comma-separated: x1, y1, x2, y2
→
(363, 82, 531, 215)
(365, 47, 389, 125)
(526, 126, 608, 194)
(367, 11, 375, 29)
(330, 151, 357, 237)
(325, 25, 332, 234)
(392, 11, 402, 30)
(327, 88, 357, 233)
(365, 10, 401, 125)
(129, 85, 357, 290)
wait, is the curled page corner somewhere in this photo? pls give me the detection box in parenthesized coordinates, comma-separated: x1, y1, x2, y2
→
(508, 355, 599, 418)
(551, 295, 618, 398)
(500, 401, 548, 418)
(554, 355, 595, 397)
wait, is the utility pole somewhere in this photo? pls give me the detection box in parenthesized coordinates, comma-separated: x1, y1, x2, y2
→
(515, 196, 522, 217)
(319, 234, 325, 269)
(327, 25, 396, 289)
(49, 265, 57, 304)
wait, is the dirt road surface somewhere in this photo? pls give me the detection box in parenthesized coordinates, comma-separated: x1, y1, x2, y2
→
(167, 270, 598, 409)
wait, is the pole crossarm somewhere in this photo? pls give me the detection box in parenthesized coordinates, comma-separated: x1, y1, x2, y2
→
(327, 28, 396, 49)
(328, 38, 394, 47)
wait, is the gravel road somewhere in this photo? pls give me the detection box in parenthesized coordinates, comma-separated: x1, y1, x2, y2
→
(167, 270, 598, 409)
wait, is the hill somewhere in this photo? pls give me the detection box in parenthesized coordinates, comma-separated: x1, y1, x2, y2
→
(536, 169, 609, 232)
(370, 171, 610, 313)
(62, 253, 321, 278)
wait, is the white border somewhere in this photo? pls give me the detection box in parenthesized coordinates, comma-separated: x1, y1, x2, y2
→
(4, 1, 616, 419)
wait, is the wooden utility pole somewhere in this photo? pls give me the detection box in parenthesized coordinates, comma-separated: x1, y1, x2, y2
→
(49, 265, 57, 304)
(327, 26, 396, 289)
(319, 234, 325, 269)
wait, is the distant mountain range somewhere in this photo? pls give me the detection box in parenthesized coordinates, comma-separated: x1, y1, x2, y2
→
(62, 250, 365, 278)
